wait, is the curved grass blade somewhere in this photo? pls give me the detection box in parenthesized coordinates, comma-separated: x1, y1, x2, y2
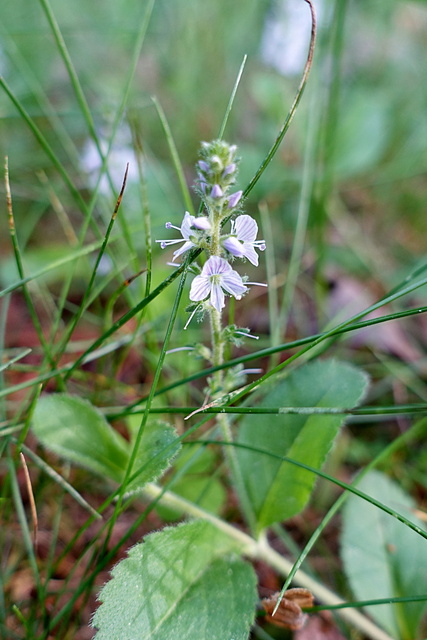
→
(19, 442, 102, 520)
(310, 595, 427, 613)
(213, 273, 427, 412)
(278, 84, 319, 341)
(273, 417, 427, 614)
(58, 165, 128, 380)
(63, 252, 198, 380)
(122, 403, 427, 418)
(0, 76, 87, 212)
(0, 348, 32, 373)
(0, 23, 81, 170)
(5, 157, 58, 373)
(151, 96, 195, 215)
(218, 55, 247, 140)
(198, 440, 427, 542)
(1, 300, 426, 405)
(243, 0, 317, 198)
(111, 301, 427, 417)
(0, 238, 120, 299)
(106, 257, 191, 542)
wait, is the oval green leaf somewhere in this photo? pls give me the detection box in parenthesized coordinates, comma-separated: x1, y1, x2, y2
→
(236, 359, 369, 533)
(32, 393, 179, 491)
(92, 520, 258, 640)
(341, 470, 427, 640)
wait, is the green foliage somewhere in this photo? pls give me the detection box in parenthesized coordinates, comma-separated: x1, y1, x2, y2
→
(237, 360, 369, 533)
(333, 88, 390, 178)
(92, 520, 258, 640)
(2, 0, 427, 637)
(155, 445, 226, 521)
(341, 470, 427, 640)
(32, 394, 180, 492)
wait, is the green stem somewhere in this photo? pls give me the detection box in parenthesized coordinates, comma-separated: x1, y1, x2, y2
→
(211, 309, 224, 368)
(142, 483, 394, 640)
(207, 253, 256, 530)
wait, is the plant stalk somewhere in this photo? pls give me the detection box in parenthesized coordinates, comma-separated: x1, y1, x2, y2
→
(143, 483, 394, 640)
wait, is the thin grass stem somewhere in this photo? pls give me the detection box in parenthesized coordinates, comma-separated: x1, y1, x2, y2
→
(243, 0, 317, 199)
(274, 416, 427, 607)
(217, 55, 247, 140)
(151, 96, 195, 215)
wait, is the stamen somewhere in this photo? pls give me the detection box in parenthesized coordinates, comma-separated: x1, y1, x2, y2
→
(155, 238, 185, 246)
(254, 241, 266, 250)
(166, 346, 195, 355)
(235, 330, 259, 340)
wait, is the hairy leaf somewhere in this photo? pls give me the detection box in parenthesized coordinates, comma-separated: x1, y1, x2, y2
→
(92, 519, 258, 640)
(32, 394, 179, 491)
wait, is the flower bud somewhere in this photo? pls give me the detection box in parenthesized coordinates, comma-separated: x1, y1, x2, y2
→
(210, 184, 223, 199)
(198, 160, 210, 174)
(227, 190, 243, 209)
(190, 216, 211, 230)
(222, 163, 236, 178)
(209, 155, 222, 171)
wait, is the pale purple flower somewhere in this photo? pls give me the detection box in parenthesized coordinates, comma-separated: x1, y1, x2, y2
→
(222, 163, 236, 178)
(210, 184, 223, 199)
(190, 216, 211, 231)
(198, 179, 208, 193)
(156, 211, 211, 260)
(227, 190, 243, 209)
(222, 215, 266, 266)
(198, 160, 210, 173)
(189, 256, 247, 312)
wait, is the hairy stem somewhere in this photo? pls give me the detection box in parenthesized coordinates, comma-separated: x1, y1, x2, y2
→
(205, 193, 257, 527)
(143, 483, 394, 640)
(208, 296, 256, 531)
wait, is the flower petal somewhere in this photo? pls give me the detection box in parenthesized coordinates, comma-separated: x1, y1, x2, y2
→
(241, 243, 259, 266)
(234, 215, 257, 242)
(190, 216, 211, 231)
(198, 160, 210, 173)
(210, 184, 223, 199)
(222, 163, 236, 177)
(189, 275, 210, 302)
(221, 271, 247, 299)
(173, 241, 194, 260)
(210, 283, 225, 312)
(180, 212, 193, 240)
(227, 190, 243, 209)
(202, 256, 231, 276)
(223, 236, 245, 257)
